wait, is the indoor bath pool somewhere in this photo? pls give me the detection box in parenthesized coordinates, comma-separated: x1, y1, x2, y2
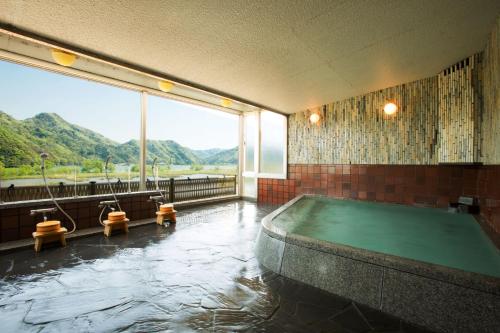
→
(273, 196, 500, 277)
(255, 195, 500, 332)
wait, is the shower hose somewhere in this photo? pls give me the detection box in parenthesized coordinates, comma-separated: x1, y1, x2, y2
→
(98, 156, 122, 226)
(152, 157, 166, 202)
(40, 153, 76, 234)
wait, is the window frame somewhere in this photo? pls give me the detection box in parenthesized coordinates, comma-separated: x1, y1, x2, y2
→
(241, 110, 288, 183)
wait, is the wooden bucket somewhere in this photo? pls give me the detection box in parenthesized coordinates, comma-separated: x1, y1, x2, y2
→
(160, 204, 174, 213)
(36, 220, 61, 233)
(108, 211, 126, 222)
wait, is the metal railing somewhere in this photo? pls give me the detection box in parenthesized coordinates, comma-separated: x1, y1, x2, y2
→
(0, 176, 237, 203)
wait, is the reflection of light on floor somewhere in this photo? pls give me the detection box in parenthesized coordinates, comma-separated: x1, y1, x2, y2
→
(239, 204, 258, 230)
(241, 204, 257, 217)
(178, 203, 240, 228)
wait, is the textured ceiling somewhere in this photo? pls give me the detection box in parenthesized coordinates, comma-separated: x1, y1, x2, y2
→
(0, 0, 499, 113)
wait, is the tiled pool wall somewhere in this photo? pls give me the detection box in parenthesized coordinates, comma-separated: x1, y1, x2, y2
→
(255, 196, 500, 332)
(258, 164, 500, 234)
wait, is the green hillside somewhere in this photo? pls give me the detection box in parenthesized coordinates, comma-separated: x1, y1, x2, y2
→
(0, 111, 237, 167)
(202, 147, 239, 164)
(192, 148, 224, 159)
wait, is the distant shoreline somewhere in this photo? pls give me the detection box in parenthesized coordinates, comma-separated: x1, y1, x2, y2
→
(0, 164, 237, 187)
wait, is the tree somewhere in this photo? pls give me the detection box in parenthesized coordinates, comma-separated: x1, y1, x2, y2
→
(17, 165, 35, 176)
(82, 159, 104, 173)
(106, 162, 116, 173)
(190, 164, 203, 171)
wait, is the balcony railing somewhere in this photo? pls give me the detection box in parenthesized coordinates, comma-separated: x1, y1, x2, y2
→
(0, 176, 237, 203)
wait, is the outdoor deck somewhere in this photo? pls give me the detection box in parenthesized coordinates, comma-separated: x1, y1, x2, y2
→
(0, 200, 431, 332)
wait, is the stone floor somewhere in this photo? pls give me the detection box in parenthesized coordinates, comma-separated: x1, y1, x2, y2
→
(0, 200, 434, 332)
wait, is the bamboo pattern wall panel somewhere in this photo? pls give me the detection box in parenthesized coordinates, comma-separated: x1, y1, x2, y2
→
(289, 50, 493, 165)
(481, 16, 500, 164)
(437, 54, 482, 163)
(288, 77, 439, 164)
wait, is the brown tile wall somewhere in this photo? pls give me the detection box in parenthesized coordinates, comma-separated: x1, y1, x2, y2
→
(258, 164, 500, 234)
(0, 194, 157, 243)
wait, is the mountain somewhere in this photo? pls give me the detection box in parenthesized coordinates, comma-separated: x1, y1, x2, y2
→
(0, 111, 238, 167)
(191, 148, 240, 165)
(201, 147, 239, 164)
(191, 148, 224, 160)
(0, 111, 39, 166)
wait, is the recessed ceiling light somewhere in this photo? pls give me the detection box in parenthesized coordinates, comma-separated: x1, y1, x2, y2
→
(158, 80, 174, 92)
(51, 49, 77, 67)
(220, 98, 232, 108)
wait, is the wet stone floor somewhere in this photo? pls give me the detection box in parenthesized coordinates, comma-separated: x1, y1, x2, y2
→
(0, 200, 433, 333)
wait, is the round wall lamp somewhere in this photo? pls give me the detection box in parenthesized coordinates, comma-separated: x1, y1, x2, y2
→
(309, 113, 321, 124)
(383, 101, 398, 115)
(220, 98, 232, 108)
(51, 49, 77, 67)
(306, 108, 324, 126)
(158, 80, 174, 92)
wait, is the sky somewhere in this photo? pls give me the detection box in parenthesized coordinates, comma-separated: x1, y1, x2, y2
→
(0, 60, 238, 149)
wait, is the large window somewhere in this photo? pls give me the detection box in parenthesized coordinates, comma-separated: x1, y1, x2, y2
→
(0, 59, 241, 202)
(0, 57, 285, 203)
(146, 95, 239, 181)
(0, 60, 141, 198)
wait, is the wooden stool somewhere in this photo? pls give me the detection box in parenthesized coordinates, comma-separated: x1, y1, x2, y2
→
(156, 210, 177, 225)
(103, 218, 129, 237)
(32, 222, 67, 252)
(159, 203, 174, 212)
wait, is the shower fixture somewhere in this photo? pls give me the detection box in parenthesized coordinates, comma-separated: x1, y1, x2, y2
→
(31, 152, 77, 252)
(98, 156, 129, 236)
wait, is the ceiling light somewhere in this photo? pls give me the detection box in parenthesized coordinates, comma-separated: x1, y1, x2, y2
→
(309, 113, 320, 124)
(221, 98, 232, 108)
(383, 102, 398, 115)
(158, 80, 174, 92)
(51, 49, 77, 67)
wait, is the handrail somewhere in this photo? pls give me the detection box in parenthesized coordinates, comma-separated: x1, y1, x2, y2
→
(0, 176, 237, 203)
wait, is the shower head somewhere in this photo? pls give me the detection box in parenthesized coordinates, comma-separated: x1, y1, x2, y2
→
(103, 156, 121, 211)
(40, 152, 49, 168)
(105, 156, 111, 170)
(152, 157, 158, 171)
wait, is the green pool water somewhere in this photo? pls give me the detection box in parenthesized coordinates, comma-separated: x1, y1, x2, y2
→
(273, 196, 500, 278)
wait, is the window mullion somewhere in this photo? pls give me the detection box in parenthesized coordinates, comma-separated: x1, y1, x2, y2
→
(139, 91, 147, 191)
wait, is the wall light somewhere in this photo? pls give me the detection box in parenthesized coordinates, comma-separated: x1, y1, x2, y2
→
(306, 108, 325, 126)
(51, 49, 77, 67)
(383, 101, 398, 115)
(158, 80, 174, 92)
(309, 113, 321, 124)
(220, 98, 232, 108)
